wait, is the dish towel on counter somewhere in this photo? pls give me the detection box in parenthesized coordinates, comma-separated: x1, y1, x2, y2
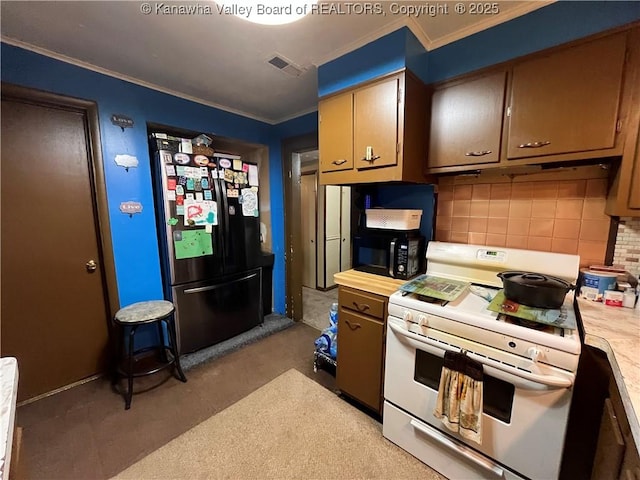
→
(433, 350, 484, 444)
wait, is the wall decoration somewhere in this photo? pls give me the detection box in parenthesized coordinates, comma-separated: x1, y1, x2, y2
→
(115, 154, 138, 171)
(223, 169, 234, 183)
(227, 188, 239, 198)
(167, 217, 179, 226)
(111, 114, 134, 130)
(218, 158, 232, 169)
(120, 201, 143, 217)
(233, 159, 243, 171)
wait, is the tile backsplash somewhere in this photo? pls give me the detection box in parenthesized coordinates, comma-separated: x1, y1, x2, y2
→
(613, 217, 640, 275)
(435, 178, 612, 268)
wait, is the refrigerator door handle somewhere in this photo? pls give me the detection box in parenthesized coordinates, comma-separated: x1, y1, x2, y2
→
(219, 177, 231, 259)
(184, 272, 259, 294)
(213, 176, 228, 262)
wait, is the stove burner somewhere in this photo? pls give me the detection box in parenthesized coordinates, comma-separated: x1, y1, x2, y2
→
(505, 316, 548, 330)
(416, 294, 449, 306)
(499, 314, 564, 336)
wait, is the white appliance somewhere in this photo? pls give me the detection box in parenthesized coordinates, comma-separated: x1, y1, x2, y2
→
(383, 242, 581, 480)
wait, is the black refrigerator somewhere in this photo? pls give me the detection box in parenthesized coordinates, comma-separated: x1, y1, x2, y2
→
(150, 133, 263, 354)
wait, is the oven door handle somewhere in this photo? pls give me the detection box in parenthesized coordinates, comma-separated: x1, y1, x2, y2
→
(409, 418, 505, 478)
(388, 321, 574, 389)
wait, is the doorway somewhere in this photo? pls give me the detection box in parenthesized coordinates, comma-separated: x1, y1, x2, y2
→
(284, 140, 351, 332)
(1, 84, 118, 402)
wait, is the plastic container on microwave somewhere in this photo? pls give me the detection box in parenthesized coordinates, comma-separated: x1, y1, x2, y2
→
(366, 209, 422, 230)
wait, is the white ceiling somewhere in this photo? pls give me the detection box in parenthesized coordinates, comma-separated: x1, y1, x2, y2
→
(1, 1, 550, 124)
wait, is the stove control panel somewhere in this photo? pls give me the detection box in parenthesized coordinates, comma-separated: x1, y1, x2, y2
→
(402, 310, 413, 323)
(417, 314, 429, 327)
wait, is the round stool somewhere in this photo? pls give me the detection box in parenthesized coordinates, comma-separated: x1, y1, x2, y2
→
(113, 300, 187, 409)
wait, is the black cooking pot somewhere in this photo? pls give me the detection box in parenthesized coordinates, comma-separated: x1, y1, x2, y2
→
(497, 271, 575, 309)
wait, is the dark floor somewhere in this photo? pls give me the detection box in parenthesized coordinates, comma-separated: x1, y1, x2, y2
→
(16, 323, 337, 480)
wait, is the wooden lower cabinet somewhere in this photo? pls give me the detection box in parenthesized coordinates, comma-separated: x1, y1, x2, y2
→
(336, 286, 387, 414)
(562, 345, 640, 479)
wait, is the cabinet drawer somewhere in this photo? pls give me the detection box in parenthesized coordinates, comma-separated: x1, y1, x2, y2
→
(339, 287, 385, 319)
(336, 309, 384, 412)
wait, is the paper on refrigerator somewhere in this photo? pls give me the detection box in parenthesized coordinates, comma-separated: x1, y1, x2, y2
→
(184, 198, 218, 226)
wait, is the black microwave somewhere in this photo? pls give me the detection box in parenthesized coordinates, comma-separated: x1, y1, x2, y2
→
(353, 229, 426, 280)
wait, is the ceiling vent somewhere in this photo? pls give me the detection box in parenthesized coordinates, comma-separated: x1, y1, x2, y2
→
(267, 53, 305, 77)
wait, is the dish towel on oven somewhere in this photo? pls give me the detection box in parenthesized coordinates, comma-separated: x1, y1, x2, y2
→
(433, 350, 484, 444)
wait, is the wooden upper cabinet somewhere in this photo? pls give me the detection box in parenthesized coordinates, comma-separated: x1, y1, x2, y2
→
(508, 33, 627, 160)
(319, 92, 353, 173)
(606, 28, 640, 216)
(428, 71, 507, 168)
(354, 76, 399, 170)
(318, 70, 429, 186)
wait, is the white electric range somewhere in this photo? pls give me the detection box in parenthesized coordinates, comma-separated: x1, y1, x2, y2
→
(383, 241, 582, 480)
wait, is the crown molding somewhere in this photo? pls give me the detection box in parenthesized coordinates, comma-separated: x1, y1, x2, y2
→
(427, 1, 555, 51)
(1, 36, 277, 125)
(311, 16, 408, 67)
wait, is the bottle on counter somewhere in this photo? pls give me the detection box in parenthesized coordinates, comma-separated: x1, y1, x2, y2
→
(622, 287, 636, 308)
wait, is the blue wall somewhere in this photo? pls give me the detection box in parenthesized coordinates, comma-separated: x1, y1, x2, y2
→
(426, 1, 640, 83)
(0, 43, 314, 314)
(3, 1, 639, 318)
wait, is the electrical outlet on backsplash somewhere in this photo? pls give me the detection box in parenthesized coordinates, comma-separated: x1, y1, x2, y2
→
(613, 217, 640, 276)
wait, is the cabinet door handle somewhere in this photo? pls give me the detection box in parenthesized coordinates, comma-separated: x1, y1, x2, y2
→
(332, 159, 347, 165)
(465, 150, 492, 157)
(352, 302, 370, 313)
(361, 155, 381, 163)
(518, 141, 551, 148)
(345, 319, 362, 330)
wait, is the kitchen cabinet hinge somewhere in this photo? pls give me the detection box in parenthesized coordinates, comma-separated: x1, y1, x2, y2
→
(397, 88, 402, 104)
(396, 142, 401, 154)
(616, 119, 622, 132)
(506, 106, 512, 117)
(288, 171, 292, 178)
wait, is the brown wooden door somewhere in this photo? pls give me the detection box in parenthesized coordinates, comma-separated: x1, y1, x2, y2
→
(1, 97, 110, 401)
(508, 33, 626, 159)
(319, 92, 353, 173)
(354, 76, 399, 170)
(428, 71, 507, 168)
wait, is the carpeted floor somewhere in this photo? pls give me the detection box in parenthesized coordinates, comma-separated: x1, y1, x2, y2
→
(113, 369, 445, 480)
(15, 323, 337, 479)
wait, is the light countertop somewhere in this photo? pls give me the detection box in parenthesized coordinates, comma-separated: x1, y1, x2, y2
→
(577, 298, 640, 448)
(0, 357, 18, 480)
(334, 269, 408, 297)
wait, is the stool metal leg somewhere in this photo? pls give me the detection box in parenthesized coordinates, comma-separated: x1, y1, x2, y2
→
(111, 323, 122, 386)
(166, 318, 187, 383)
(125, 325, 136, 410)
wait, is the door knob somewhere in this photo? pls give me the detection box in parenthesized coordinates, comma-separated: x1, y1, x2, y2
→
(86, 260, 97, 272)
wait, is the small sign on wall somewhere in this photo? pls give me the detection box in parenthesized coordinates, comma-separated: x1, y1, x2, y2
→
(120, 201, 143, 217)
(115, 154, 139, 171)
(111, 114, 134, 130)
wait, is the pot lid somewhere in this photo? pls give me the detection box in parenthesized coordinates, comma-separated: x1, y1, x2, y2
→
(498, 271, 572, 289)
